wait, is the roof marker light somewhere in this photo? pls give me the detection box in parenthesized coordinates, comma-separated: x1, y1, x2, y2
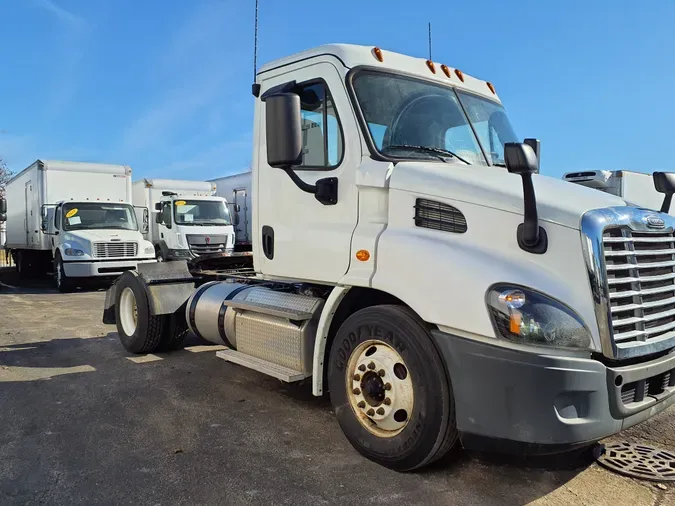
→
(373, 47, 384, 62)
(425, 60, 436, 74)
(454, 69, 464, 82)
(440, 64, 451, 78)
(487, 82, 496, 95)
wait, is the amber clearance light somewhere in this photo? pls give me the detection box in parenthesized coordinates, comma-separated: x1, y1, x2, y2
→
(487, 82, 496, 95)
(454, 69, 465, 82)
(440, 64, 451, 78)
(425, 60, 436, 74)
(373, 47, 384, 62)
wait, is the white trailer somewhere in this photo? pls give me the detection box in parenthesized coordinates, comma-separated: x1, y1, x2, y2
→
(3, 160, 155, 291)
(210, 172, 252, 249)
(132, 179, 235, 262)
(564, 170, 666, 212)
(103, 44, 675, 471)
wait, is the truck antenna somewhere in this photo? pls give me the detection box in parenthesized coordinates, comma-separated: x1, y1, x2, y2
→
(428, 22, 432, 60)
(253, 0, 259, 83)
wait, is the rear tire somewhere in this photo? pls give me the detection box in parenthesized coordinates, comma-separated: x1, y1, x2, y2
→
(114, 272, 163, 354)
(327, 305, 458, 471)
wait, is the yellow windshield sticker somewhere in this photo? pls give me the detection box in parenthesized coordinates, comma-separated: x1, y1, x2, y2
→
(175, 200, 187, 206)
(65, 208, 78, 218)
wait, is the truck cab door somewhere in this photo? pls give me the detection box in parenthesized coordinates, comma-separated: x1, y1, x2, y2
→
(255, 60, 361, 283)
(156, 201, 173, 250)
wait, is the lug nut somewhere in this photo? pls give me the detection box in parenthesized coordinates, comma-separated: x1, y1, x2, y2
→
(353, 374, 361, 381)
(358, 364, 366, 372)
(378, 369, 385, 377)
(357, 401, 366, 408)
(367, 408, 375, 416)
(384, 398, 391, 405)
(352, 388, 361, 395)
(384, 383, 392, 391)
(367, 362, 375, 370)
(376, 407, 385, 415)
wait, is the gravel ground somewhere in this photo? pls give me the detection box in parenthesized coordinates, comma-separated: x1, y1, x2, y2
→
(0, 270, 674, 505)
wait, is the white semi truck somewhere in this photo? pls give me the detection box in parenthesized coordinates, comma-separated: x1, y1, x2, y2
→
(132, 179, 235, 262)
(210, 172, 252, 250)
(564, 170, 667, 212)
(102, 45, 675, 470)
(1, 160, 155, 291)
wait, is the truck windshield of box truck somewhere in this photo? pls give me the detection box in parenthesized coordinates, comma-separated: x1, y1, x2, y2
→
(352, 70, 518, 166)
(173, 199, 231, 226)
(61, 202, 138, 231)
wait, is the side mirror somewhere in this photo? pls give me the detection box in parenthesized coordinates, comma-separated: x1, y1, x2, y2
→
(0, 196, 6, 223)
(234, 203, 241, 213)
(653, 172, 675, 214)
(154, 202, 162, 211)
(142, 208, 149, 234)
(505, 142, 547, 254)
(265, 93, 302, 167)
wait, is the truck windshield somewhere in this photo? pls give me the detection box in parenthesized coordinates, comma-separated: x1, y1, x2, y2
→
(62, 203, 138, 231)
(352, 70, 518, 166)
(173, 200, 231, 226)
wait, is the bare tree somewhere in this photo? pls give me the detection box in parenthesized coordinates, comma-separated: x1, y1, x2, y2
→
(0, 157, 13, 196)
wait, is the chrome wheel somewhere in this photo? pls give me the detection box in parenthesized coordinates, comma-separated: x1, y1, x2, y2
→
(345, 339, 414, 437)
(119, 287, 138, 336)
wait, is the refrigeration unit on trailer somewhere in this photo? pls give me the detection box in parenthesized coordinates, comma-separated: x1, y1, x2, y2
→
(210, 172, 252, 250)
(132, 179, 235, 262)
(564, 170, 666, 213)
(3, 160, 155, 291)
(103, 44, 675, 471)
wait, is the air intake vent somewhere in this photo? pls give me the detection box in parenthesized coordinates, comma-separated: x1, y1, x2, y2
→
(414, 199, 467, 234)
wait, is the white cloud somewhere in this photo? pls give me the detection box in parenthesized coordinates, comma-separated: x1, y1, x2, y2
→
(32, 0, 86, 27)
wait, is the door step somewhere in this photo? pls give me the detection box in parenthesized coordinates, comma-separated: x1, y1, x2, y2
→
(216, 349, 308, 382)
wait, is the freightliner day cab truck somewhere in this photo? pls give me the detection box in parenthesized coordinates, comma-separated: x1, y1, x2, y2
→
(132, 179, 235, 261)
(1, 160, 155, 291)
(102, 45, 675, 471)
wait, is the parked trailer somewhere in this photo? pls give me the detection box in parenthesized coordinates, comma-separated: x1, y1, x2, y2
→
(210, 172, 252, 250)
(132, 178, 235, 262)
(103, 44, 675, 471)
(2, 160, 155, 291)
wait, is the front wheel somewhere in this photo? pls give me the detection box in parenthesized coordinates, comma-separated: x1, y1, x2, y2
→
(328, 305, 458, 471)
(54, 254, 74, 293)
(115, 272, 164, 353)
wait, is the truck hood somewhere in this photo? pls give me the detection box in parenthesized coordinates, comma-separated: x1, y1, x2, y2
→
(390, 161, 628, 229)
(63, 229, 141, 243)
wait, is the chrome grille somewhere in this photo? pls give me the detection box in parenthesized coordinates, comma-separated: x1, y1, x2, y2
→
(186, 234, 228, 256)
(93, 241, 137, 258)
(603, 229, 675, 345)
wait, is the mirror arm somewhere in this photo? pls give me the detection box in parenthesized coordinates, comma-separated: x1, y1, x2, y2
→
(282, 168, 338, 206)
(516, 173, 548, 254)
(661, 194, 673, 214)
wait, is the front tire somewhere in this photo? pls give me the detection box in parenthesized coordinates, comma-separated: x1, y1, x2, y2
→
(114, 272, 163, 354)
(328, 305, 458, 471)
(54, 254, 74, 293)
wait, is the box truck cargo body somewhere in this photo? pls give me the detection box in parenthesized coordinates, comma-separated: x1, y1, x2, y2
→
(563, 170, 665, 212)
(210, 172, 252, 249)
(4, 160, 155, 290)
(133, 179, 235, 261)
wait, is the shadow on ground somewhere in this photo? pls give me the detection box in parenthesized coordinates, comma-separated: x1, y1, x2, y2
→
(0, 331, 600, 506)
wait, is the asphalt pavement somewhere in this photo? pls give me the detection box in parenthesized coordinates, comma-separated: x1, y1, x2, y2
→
(0, 271, 673, 505)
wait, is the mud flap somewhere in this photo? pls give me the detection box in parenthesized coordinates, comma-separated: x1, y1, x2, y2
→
(101, 261, 196, 325)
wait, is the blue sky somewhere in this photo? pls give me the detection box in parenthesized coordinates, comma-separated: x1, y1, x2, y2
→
(0, 0, 673, 180)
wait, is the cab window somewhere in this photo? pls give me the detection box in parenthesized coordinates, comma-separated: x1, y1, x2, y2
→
(296, 81, 344, 168)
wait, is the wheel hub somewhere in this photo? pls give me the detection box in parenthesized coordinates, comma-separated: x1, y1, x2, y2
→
(119, 287, 138, 336)
(346, 340, 414, 437)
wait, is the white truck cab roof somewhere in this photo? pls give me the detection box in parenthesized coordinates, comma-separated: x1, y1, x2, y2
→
(258, 43, 501, 103)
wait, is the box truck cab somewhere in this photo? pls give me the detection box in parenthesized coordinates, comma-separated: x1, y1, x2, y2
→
(2, 160, 155, 291)
(133, 179, 235, 262)
(210, 172, 253, 251)
(104, 45, 675, 471)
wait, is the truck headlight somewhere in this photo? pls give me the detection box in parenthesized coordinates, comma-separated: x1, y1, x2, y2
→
(486, 285, 592, 350)
(64, 248, 85, 256)
(144, 246, 154, 254)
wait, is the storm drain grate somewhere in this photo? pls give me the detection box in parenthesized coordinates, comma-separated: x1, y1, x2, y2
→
(598, 442, 675, 482)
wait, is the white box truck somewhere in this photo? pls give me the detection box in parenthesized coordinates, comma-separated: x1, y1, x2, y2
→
(102, 44, 675, 471)
(210, 172, 252, 250)
(132, 179, 235, 262)
(2, 160, 155, 291)
(564, 170, 666, 212)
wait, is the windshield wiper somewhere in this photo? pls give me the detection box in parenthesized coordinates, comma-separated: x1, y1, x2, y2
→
(383, 145, 470, 165)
